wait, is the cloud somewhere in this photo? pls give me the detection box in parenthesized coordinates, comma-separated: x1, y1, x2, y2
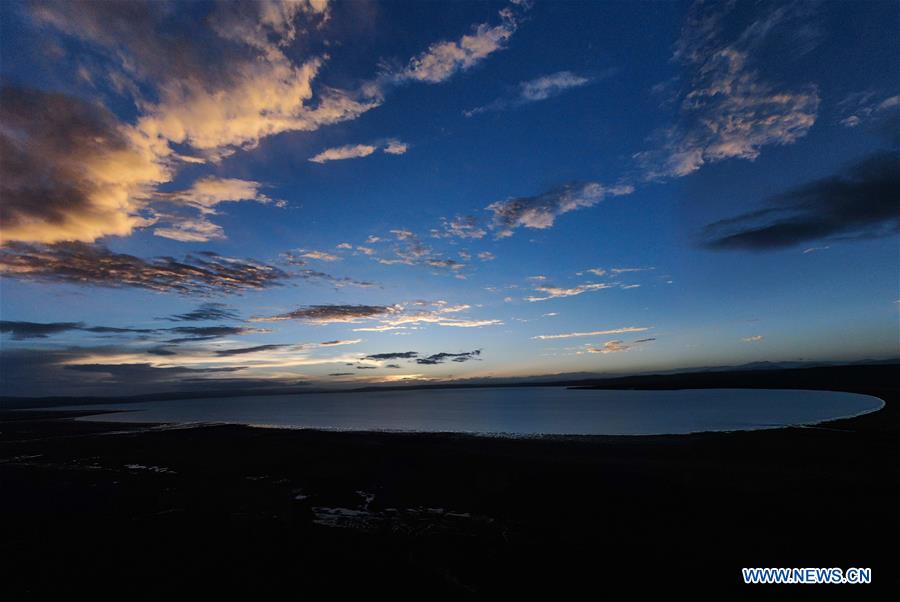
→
(0, 242, 290, 294)
(28, 0, 306, 86)
(318, 339, 362, 347)
(370, 231, 472, 275)
(309, 144, 377, 163)
(0, 345, 304, 397)
(152, 177, 280, 242)
(375, 303, 501, 329)
(215, 344, 290, 357)
(435, 303, 471, 314)
(310, 138, 411, 164)
(532, 326, 650, 340)
(391, 229, 415, 240)
(11, 1, 518, 248)
(437, 319, 502, 328)
(586, 340, 628, 354)
(701, 151, 900, 250)
(478, 251, 495, 261)
(0, 320, 175, 340)
(586, 337, 655, 354)
(383, 139, 409, 155)
(427, 259, 466, 271)
(165, 303, 241, 322)
(147, 348, 178, 356)
(364, 351, 418, 360)
(416, 349, 481, 365)
(253, 304, 396, 324)
(10, 0, 531, 251)
(164, 325, 270, 343)
(54, 339, 379, 378)
(636, 1, 819, 179)
(525, 282, 613, 302)
(742, 335, 764, 343)
(0, 86, 169, 245)
(5, 3, 330, 245)
(81, 326, 158, 335)
(65, 362, 245, 379)
(837, 92, 899, 129)
(153, 219, 227, 243)
(611, 267, 654, 274)
(74, 0, 521, 153)
(210, 0, 331, 52)
(159, 177, 276, 214)
(519, 71, 591, 102)
(0, 321, 84, 340)
(487, 182, 634, 238)
(392, 4, 523, 84)
(0, 317, 270, 346)
(294, 269, 377, 289)
(320, 301, 504, 331)
(465, 70, 592, 116)
(259, 250, 374, 287)
(293, 249, 342, 262)
(432, 216, 487, 239)
(134, 51, 376, 160)
(378, 245, 432, 266)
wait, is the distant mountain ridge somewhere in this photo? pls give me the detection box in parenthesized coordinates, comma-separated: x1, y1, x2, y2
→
(2, 359, 897, 409)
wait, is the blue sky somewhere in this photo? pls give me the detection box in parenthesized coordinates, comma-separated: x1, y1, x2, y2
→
(1, 0, 897, 396)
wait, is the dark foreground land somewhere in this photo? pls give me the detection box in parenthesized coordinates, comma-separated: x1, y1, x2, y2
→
(1, 364, 898, 600)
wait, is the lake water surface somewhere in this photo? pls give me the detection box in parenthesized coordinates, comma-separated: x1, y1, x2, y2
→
(63, 387, 884, 436)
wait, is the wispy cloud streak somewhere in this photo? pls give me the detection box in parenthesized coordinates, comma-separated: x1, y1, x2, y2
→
(0, 243, 290, 295)
(532, 327, 650, 340)
(488, 182, 634, 238)
(636, 1, 820, 179)
(465, 71, 593, 117)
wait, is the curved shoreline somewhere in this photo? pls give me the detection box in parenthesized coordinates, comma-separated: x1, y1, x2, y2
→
(51, 387, 888, 440)
(9, 362, 898, 439)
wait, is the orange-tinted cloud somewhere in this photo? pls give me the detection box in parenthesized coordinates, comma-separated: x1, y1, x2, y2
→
(0, 86, 169, 245)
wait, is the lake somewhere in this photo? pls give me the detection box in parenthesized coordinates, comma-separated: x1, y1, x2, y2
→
(60, 387, 884, 436)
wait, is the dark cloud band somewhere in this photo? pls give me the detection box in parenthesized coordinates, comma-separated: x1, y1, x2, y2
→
(164, 303, 241, 322)
(416, 349, 482, 365)
(0, 242, 290, 294)
(364, 351, 419, 360)
(702, 151, 900, 250)
(255, 304, 394, 323)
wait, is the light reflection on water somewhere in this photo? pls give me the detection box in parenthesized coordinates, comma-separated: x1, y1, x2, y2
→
(62, 387, 884, 436)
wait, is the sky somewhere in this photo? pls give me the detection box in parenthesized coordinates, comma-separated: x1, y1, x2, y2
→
(0, 0, 897, 397)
